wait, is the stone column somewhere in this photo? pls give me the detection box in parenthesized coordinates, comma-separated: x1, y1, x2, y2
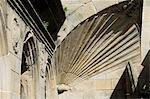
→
(46, 73, 51, 99)
(49, 78, 58, 99)
(47, 58, 58, 99)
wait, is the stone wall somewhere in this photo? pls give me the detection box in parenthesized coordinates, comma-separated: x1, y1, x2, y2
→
(0, 1, 27, 98)
(0, 0, 149, 99)
(58, 67, 126, 99)
(0, 1, 56, 99)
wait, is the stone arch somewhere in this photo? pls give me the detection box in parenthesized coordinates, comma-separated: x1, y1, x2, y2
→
(20, 31, 39, 99)
(21, 32, 37, 74)
(0, 1, 8, 56)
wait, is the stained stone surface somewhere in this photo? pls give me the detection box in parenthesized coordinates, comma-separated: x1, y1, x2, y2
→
(0, 0, 149, 99)
(0, 1, 57, 99)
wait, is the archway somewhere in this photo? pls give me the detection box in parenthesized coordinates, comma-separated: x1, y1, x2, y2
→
(20, 32, 39, 99)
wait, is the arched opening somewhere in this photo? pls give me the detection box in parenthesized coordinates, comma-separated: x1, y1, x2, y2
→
(20, 32, 38, 99)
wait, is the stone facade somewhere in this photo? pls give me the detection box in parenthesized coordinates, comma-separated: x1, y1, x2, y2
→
(0, 0, 150, 99)
(0, 1, 57, 99)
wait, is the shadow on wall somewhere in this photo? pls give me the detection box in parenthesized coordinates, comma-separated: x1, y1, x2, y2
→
(110, 64, 134, 99)
(110, 50, 150, 99)
(133, 50, 150, 99)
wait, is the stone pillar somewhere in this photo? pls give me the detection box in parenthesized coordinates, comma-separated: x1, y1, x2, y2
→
(49, 78, 58, 99)
(34, 64, 40, 99)
(46, 73, 51, 99)
(47, 58, 58, 99)
(43, 69, 58, 99)
(46, 67, 58, 99)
